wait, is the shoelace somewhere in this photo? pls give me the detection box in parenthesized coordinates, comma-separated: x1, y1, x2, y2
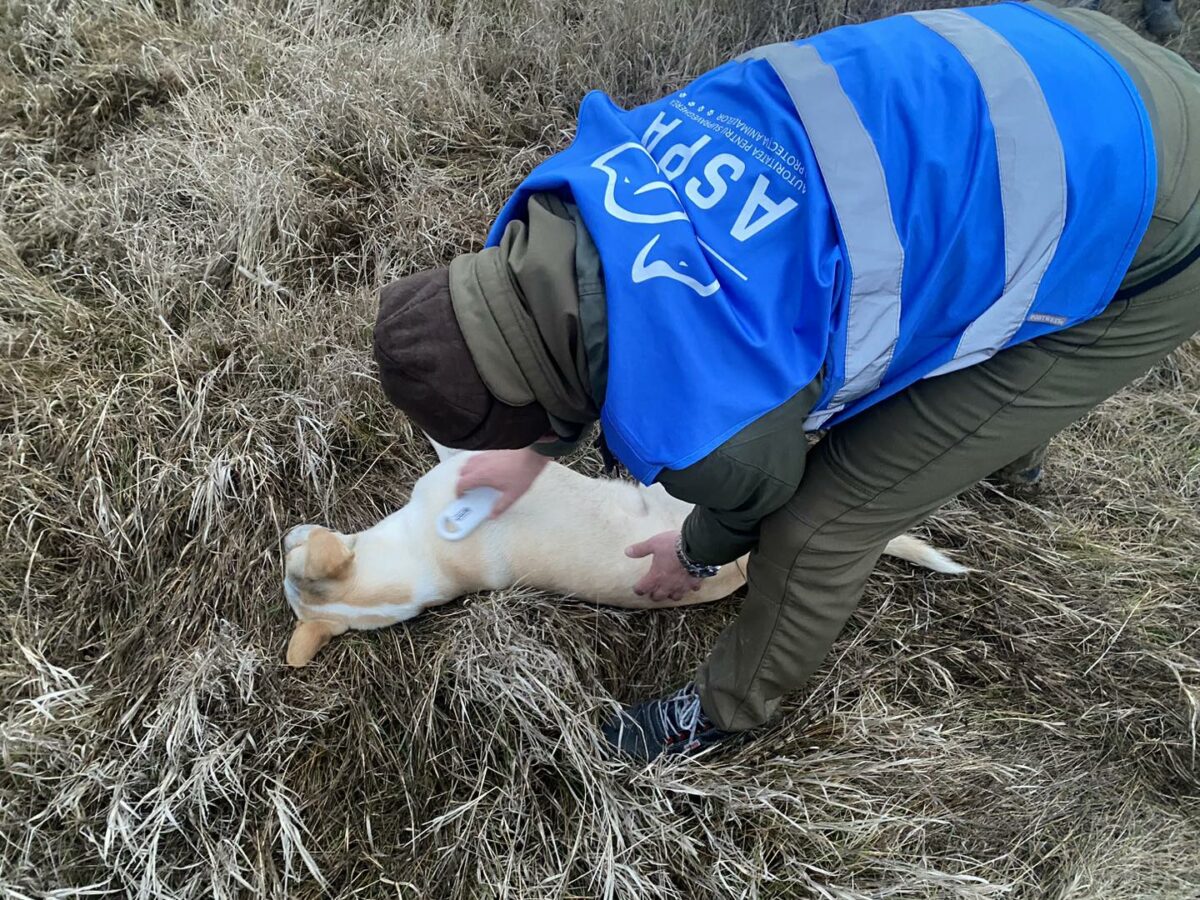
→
(656, 683, 706, 744)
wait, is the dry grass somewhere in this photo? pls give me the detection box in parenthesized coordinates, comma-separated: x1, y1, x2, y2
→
(2, 0, 1199, 897)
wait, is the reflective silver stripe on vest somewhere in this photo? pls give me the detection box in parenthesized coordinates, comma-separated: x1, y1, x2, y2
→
(740, 42, 905, 428)
(911, 9, 1067, 378)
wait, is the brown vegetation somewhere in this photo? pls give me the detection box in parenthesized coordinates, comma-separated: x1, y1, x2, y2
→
(2, 0, 1198, 896)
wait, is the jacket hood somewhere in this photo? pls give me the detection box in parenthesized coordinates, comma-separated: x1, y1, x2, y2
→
(448, 193, 605, 444)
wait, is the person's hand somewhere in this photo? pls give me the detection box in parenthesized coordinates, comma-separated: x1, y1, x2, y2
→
(626, 530, 704, 602)
(456, 448, 550, 518)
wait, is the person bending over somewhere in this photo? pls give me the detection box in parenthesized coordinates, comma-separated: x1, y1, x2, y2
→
(372, 2, 1200, 761)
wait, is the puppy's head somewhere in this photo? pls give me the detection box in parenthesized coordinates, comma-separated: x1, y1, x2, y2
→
(282, 524, 355, 667)
(282, 521, 431, 667)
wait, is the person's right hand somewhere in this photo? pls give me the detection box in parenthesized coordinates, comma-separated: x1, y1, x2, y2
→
(455, 448, 550, 519)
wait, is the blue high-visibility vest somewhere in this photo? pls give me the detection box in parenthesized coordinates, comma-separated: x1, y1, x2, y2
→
(488, 2, 1156, 485)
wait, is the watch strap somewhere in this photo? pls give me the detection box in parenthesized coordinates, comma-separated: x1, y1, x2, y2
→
(675, 533, 720, 579)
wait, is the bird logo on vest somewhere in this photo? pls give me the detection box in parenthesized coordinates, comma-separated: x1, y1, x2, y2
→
(589, 106, 794, 299)
(590, 141, 720, 297)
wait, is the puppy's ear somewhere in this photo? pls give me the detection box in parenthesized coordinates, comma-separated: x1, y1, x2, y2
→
(286, 619, 348, 667)
(304, 528, 354, 581)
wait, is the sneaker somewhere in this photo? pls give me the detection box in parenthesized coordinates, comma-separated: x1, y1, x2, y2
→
(1005, 465, 1044, 488)
(601, 682, 737, 761)
(986, 464, 1044, 496)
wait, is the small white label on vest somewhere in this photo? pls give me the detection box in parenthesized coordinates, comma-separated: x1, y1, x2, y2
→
(1027, 312, 1068, 326)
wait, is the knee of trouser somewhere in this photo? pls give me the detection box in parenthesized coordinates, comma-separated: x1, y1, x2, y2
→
(753, 496, 894, 583)
(750, 503, 820, 576)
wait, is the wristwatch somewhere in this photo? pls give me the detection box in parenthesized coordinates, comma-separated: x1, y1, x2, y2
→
(675, 534, 720, 579)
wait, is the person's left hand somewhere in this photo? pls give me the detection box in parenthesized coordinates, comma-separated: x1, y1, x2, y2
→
(626, 530, 704, 602)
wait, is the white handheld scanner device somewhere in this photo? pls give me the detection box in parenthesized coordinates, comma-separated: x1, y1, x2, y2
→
(436, 487, 501, 542)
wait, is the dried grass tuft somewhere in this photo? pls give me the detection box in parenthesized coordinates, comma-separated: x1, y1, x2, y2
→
(2, 0, 1199, 897)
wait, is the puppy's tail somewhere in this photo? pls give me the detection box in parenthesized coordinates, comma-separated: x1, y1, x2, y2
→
(883, 534, 972, 575)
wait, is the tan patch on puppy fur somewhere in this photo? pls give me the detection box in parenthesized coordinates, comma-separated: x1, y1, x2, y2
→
(305, 528, 353, 580)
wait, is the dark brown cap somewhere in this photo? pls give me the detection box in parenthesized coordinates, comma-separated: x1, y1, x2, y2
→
(372, 267, 551, 450)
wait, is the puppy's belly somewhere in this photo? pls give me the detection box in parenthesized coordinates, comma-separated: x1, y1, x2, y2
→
(503, 508, 746, 609)
(421, 461, 745, 609)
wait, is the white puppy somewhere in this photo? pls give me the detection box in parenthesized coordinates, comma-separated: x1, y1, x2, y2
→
(281, 452, 967, 666)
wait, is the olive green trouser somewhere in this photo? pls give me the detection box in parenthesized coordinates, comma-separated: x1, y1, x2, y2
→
(695, 255, 1200, 731)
